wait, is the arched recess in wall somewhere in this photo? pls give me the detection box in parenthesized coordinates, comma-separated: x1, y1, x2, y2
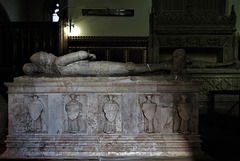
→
(43, 0, 59, 22)
(0, 4, 10, 22)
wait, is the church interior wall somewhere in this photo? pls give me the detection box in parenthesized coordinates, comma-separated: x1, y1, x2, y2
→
(0, 0, 28, 21)
(67, 0, 152, 36)
(0, 0, 46, 22)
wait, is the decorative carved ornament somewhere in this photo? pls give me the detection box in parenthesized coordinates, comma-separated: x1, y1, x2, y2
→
(176, 95, 192, 133)
(141, 95, 157, 133)
(158, 36, 232, 47)
(27, 95, 44, 132)
(192, 76, 239, 101)
(65, 94, 83, 132)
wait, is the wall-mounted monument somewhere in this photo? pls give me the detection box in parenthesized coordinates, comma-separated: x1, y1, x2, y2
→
(3, 49, 202, 159)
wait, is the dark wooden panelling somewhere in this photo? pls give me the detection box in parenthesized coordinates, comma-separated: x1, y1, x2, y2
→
(68, 36, 148, 64)
(0, 22, 59, 70)
(0, 22, 59, 91)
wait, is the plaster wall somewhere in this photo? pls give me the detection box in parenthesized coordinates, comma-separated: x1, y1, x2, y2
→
(67, 0, 152, 36)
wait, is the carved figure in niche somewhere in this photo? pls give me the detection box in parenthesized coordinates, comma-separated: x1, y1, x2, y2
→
(103, 95, 119, 134)
(22, 49, 186, 76)
(65, 94, 82, 132)
(27, 95, 43, 132)
(176, 95, 192, 133)
(142, 95, 157, 133)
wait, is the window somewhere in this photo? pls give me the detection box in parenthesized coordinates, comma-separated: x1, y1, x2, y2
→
(52, 3, 59, 22)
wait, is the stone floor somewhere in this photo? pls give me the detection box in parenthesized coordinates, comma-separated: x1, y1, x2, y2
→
(0, 157, 214, 161)
(0, 114, 239, 161)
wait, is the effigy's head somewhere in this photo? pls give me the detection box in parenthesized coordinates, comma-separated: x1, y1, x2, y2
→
(23, 51, 57, 75)
(30, 51, 56, 67)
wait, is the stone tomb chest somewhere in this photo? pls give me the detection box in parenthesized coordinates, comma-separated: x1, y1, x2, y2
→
(4, 76, 202, 159)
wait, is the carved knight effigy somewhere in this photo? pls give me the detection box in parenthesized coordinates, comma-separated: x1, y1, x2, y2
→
(22, 49, 186, 76)
(3, 49, 202, 158)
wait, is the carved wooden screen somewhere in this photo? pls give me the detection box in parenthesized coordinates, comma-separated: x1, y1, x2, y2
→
(150, 0, 236, 64)
(68, 36, 148, 64)
(153, 0, 226, 13)
(196, 0, 226, 14)
(153, 0, 184, 11)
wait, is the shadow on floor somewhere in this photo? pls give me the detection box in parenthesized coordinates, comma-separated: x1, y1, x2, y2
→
(199, 114, 240, 161)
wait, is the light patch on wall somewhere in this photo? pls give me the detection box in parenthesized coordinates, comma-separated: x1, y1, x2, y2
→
(68, 0, 152, 36)
(64, 26, 81, 36)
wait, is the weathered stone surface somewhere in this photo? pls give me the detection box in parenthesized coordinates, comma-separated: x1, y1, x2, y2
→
(3, 76, 202, 158)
